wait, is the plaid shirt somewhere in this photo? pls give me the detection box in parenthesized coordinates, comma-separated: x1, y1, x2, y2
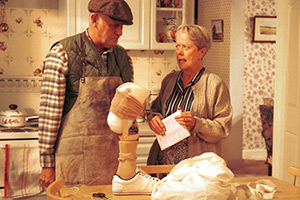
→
(39, 41, 133, 168)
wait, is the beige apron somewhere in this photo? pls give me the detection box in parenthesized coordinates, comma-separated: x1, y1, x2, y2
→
(55, 32, 125, 186)
(55, 76, 122, 186)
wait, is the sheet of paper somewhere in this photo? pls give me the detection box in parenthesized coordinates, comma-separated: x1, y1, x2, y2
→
(156, 110, 190, 151)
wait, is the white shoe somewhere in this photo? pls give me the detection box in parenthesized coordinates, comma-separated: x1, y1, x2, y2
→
(112, 171, 160, 195)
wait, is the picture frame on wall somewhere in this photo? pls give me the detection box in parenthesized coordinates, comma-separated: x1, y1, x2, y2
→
(253, 16, 277, 43)
(211, 20, 223, 42)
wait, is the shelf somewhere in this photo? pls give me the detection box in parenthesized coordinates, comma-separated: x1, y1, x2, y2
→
(156, 7, 183, 12)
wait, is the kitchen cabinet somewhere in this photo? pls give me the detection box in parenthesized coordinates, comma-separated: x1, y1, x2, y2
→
(59, 0, 194, 50)
(119, 0, 151, 49)
(58, 0, 150, 48)
(120, 0, 194, 50)
(58, 0, 89, 36)
(149, 0, 193, 50)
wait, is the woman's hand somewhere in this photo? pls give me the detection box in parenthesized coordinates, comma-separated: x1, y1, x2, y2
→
(149, 115, 166, 136)
(175, 107, 196, 130)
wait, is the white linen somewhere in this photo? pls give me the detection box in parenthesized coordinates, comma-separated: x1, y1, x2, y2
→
(151, 152, 276, 200)
(151, 152, 234, 200)
(1, 144, 42, 199)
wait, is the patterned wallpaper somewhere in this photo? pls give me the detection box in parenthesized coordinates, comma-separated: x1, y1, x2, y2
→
(197, 0, 238, 162)
(198, 0, 277, 153)
(197, 0, 231, 87)
(0, 7, 65, 77)
(243, 0, 277, 150)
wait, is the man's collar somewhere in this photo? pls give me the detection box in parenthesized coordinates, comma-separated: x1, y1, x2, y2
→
(85, 29, 113, 54)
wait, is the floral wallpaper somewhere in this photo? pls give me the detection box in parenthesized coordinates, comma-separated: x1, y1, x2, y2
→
(0, 7, 64, 77)
(197, 0, 231, 87)
(243, 0, 277, 150)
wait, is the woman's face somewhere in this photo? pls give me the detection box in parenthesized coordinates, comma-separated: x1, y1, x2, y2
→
(175, 32, 206, 71)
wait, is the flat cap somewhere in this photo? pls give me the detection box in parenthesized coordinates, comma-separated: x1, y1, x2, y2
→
(88, 0, 133, 25)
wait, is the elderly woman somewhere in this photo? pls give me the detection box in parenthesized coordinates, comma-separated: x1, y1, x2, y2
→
(147, 24, 232, 165)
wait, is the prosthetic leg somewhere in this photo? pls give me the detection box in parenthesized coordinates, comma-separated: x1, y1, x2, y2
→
(107, 83, 159, 195)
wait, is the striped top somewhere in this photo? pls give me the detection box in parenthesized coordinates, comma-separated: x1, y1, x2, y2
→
(158, 67, 205, 165)
(165, 68, 205, 117)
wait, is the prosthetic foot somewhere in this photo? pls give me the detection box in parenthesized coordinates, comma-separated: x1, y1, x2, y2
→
(107, 83, 160, 195)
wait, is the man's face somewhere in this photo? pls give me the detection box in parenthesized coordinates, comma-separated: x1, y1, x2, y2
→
(95, 14, 123, 48)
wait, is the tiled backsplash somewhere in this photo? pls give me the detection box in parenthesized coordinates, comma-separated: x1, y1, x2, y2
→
(0, 77, 42, 93)
(128, 50, 178, 89)
(0, 5, 178, 91)
(0, 7, 65, 77)
(0, 5, 179, 116)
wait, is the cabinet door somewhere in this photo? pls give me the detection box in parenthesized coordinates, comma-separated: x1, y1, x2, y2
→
(59, 0, 89, 36)
(119, 0, 151, 49)
(76, 0, 90, 34)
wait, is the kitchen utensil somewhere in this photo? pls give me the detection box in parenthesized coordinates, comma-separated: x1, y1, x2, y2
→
(0, 0, 8, 32)
(0, 104, 38, 128)
(92, 192, 109, 199)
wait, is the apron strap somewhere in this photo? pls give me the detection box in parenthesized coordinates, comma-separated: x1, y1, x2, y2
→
(80, 32, 86, 83)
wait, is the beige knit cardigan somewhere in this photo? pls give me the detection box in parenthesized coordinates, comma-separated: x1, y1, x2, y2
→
(147, 69, 233, 165)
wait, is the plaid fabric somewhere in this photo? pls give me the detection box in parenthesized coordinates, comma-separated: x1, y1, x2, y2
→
(39, 40, 134, 167)
(39, 43, 68, 167)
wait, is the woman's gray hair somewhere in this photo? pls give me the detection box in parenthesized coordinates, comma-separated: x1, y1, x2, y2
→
(176, 24, 211, 51)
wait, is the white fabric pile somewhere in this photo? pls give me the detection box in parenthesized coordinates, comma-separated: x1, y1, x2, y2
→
(151, 152, 276, 200)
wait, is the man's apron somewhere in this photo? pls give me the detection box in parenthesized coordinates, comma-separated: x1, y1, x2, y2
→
(55, 77, 122, 186)
(55, 32, 123, 186)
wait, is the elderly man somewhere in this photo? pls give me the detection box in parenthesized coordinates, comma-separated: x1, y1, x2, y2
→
(39, 0, 134, 187)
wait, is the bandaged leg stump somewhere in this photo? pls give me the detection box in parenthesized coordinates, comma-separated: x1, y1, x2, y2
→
(108, 83, 159, 195)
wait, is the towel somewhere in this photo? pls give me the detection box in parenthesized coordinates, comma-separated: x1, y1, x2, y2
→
(2, 144, 42, 199)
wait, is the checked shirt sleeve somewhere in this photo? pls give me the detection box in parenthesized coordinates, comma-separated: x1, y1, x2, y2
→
(38, 43, 69, 168)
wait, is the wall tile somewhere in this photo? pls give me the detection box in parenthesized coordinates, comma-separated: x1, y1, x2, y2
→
(132, 57, 150, 89)
(7, 8, 29, 33)
(128, 50, 178, 90)
(9, 33, 30, 59)
(0, 7, 63, 77)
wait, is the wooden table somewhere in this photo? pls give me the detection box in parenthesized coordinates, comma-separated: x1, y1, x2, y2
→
(60, 185, 151, 200)
(60, 176, 300, 200)
(233, 176, 300, 200)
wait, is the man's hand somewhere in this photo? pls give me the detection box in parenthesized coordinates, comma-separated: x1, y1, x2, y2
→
(39, 167, 55, 190)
